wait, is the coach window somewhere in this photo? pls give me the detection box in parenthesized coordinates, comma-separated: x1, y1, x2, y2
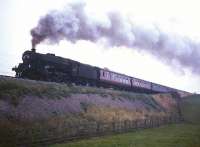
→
(122, 78, 125, 83)
(112, 74, 115, 80)
(104, 71, 106, 77)
(115, 74, 117, 81)
(115, 75, 118, 81)
(119, 76, 121, 82)
(104, 71, 107, 78)
(120, 76, 123, 83)
(101, 71, 103, 76)
(120, 76, 122, 82)
(115, 74, 118, 81)
(113, 74, 115, 80)
(138, 81, 140, 87)
(106, 72, 110, 78)
(123, 79, 126, 84)
(126, 79, 129, 84)
(118, 75, 120, 82)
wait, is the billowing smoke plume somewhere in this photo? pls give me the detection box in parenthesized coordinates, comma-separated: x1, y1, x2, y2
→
(31, 2, 200, 74)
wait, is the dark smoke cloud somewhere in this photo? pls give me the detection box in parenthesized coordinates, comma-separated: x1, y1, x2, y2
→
(31, 1, 200, 74)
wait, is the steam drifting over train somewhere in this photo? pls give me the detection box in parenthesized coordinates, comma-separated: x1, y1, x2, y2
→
(31, 1, 200, 75)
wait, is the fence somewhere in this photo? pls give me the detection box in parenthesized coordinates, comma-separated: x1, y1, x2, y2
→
(1, 115, 182, 146)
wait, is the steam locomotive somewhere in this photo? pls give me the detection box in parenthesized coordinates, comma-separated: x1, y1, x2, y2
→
(12, 49, 189, 96)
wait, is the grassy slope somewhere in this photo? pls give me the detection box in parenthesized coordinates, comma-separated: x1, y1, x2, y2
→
(0, 76, 178, 123)
(51, 95, 200, 147)
(1, 76, 194, 147)
(0, 76, 152, 104)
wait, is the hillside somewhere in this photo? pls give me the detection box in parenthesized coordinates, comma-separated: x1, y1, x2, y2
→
(0, 76, 180, 122)
(0, 76, 181, 146)
(50, 89, 200, 147)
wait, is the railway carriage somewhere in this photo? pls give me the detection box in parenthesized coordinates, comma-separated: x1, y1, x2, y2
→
(99, 68, 131, 88)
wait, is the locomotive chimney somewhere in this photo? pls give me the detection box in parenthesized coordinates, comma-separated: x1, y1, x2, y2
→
(31, 48, 36, 52)
(31, 38, 37, 53)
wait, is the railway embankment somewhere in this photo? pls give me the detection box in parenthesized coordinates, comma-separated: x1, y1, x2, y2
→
(0, 76, 182, 146)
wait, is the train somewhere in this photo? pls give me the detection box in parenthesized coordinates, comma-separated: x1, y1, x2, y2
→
(12, 49, 190, 97)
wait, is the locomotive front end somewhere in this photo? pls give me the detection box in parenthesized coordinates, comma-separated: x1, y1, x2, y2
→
(12, 48, 40, 79)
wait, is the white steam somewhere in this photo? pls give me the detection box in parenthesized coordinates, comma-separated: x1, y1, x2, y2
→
(31, 1, 200, 74)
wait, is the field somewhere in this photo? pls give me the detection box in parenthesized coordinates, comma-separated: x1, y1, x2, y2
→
(51, 124, 200, 147)
(50, 94, 200, 147)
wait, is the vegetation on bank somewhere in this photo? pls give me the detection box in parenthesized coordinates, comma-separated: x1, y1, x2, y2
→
(51, 94, 200, 147)
(0, 76, 183, 147)
(0, 76, 159, 106)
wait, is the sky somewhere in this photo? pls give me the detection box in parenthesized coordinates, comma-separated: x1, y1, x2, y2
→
(0, 0, 200, 93)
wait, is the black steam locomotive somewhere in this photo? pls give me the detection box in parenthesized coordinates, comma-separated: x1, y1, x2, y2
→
(12, 49, 189, 96)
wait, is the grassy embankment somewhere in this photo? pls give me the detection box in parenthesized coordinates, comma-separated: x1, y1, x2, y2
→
(0, 76, 177, 147)
(0, 76, 154, 106)
(51, 94, 200, 147)
(0, 76, 174, 122)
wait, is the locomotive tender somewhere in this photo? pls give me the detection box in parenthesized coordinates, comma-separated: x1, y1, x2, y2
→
(12, 49, 189, 96)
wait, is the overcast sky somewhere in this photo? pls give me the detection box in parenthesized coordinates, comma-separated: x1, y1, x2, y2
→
(1, 0, 200, 93)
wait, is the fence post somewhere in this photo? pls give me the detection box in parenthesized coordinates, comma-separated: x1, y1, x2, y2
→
(155, 117, 158, 127)
(142, 119, 145, 128)
(161, 117, 163, 125)
(124, 120, 127, 132)
(96, 122, 100, 134)
(151, 117, 154, 128)
(135, 120, 138, 130)
(151, 117, 154, 127)
(148, 118, 151, 128)
(146, 118, 149, 128)
(131, 120, 134, 130)
(156, 117, 159, 127)
(166, 116, 169, 124)
(169, 116, 172, 123)
(127, 120, 130, 130)
(112, 121, 115, 132)
(118, 121, 121, 133)
(144, 119, 147, 128)
(158, 117, 161, 126)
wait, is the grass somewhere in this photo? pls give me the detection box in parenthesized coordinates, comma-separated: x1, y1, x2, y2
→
(180, 94, 200, 123)
(50, 123, 200, 147)
(0, 76, 157, 106)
